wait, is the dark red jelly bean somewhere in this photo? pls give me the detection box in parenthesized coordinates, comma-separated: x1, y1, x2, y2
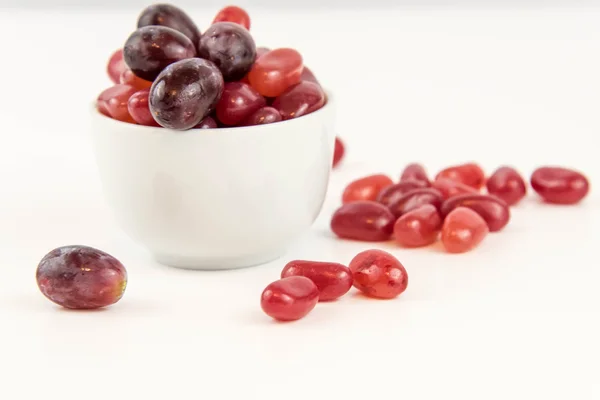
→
(128, 89, 159, 126)
(97, 84, 137, 123)
(123, 25, 197, 82)
(272, 81, 326, 120)
(301, 66, 320, 85)
(281, 260, 353, 302)
(330, 201, 395, 242)
(198, 22, 256, 82)
(440, 193, 510, 232)
(213, 6, 251, 30)
(486, 166, 527, 206)
(36, 245, 127, 309)
(349, 249, 408, 299)
(248, 48, 303, 97)
(530, 166, 590, 205)
(243, 106, 282, 126)
(119, 69, 153, 90)
(260, 276, 319, 321)
(436, 163, 486, 189)
(195, 116, 218, 129)
(393, 204, 442, 248)
(137, 4, 201, 46)
(107, 48, 126, 84)
(432, 178, 478, 200)
(376, 180, 428, 208)
(342, 174, 394, 204)
(215, 82, 266, 126)
(388, 188, 444, 218)
(441, 207, 489, 253)
(400, 163, 430, 186)
(333, 136, 345, 168)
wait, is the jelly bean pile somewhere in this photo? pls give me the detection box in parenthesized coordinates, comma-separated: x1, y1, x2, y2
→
(98, 4, 327, 131)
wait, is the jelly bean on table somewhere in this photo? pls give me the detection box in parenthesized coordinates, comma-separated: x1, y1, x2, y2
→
(333, 137, 345, 168)
(441, 207, 489, 253)
(486, 166, 527, 206)
(400, 163, 430, 186)
(261, 276, 319, 321)
(281, 260, 353, 302)
(530, 166, 590, 205)
(387, 188, 444, 218)
(330, 201, 395, 242)
(349, 249, 408, 299)
(440, 193, 510, 232)
(342, 174, 394, 204)
(431, 178, 478, 200)
(376, 180, 428, 208)
(435, 163, 486, 190)
(394, 204, 442, 248)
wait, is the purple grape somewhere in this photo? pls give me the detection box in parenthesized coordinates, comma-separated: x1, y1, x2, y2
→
(149, 58, 224, 130)
(137, 4, 201, 46)
(123, 26, 196, 81)
(198, 22, 256, 81)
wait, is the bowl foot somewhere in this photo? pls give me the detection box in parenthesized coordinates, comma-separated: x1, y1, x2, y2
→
(152, 251, 285, 270)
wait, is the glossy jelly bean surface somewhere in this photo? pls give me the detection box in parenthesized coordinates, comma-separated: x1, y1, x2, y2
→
(342, 174, 394, 204)
(256, 46, 270, 59)
(107, 48, 126, 84)
(123, 26, 197, 81)
(441, 194, 510, 232)
(272, 81, 326, 120)
(216, 82, 266, 126)
(97, 84, 137, 123)
(198, 22, 256, 82)
(486, 166, 527, 206)
(212, 6, 251, 30)
(149, 58, 224, 130)
(137, 4, 201, 46)
(436, 163, 486, 189)
(281, 260, 353, 302)
(128, 89, 159, 126)
(195, 116, 218, 129)
(301, 66, 320, 85)
(376, 180, 428, 208)
(400, 163, 430, 185)
(393, 204, 442, 248)
(36, 245, 127, 309)
(243, 106, 281, 126)
(248, 48, 303, 97)
(431, 178, 478, 200)
(119, 69, 153, 90)
(261, 276, 319, 321)
(349, 249, 408, 299)
(441, 207, 489, 253)
(388, 188, 444, 218)
(333, 137, 345, 168)
(330, 201, 395, 242)
(530, 166, 589, 205)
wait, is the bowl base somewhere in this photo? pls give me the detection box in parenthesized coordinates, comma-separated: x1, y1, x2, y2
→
(152, 251, 285, 271)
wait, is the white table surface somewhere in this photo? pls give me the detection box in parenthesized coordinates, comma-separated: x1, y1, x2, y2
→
(1, 6, 599, 399)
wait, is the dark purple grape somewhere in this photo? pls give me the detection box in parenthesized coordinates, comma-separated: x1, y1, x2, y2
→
(243, 106, 282, 126)
(198, 22, 256, 81)
(123, 26, 196, 81)
(149, 58, 224, 130)
(36, 245, 127, 309)
(137, 4, 201, 46)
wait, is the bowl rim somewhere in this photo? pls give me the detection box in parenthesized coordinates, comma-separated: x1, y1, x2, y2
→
(92, 88, 333, 137)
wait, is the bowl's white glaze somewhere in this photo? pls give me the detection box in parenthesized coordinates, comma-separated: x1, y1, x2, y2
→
(90, 95, 335, 270)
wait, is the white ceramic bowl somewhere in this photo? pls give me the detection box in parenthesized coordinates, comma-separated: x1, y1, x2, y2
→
(90, 95, 335, 270)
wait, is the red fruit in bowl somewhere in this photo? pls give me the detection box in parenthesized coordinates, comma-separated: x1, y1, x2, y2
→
(216, 82, 266, 126)
(107, 48, 126, 84)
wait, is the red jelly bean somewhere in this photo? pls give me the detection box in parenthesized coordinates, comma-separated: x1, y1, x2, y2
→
(376, 180, 428, 208)
(400, 163, 430, 186)
(260, 276, 319, 321)
(333, 136, 345, 168)
(331, 201, 395, 242)
(128, 89, 159, 126)
(213, 6, 251, 30)
(119, 69, 153, 90)
(530, 166, 590, 205)
(441, 207, 489, 253)
(393, 204, 442, 248)
(195, 116, 218, 129)
(486, 166, 527, 206)
(243, 106, 282, 126)
(388, 188, 444, 218)
(256, 47, 270, 59)
(272, 81, 326, 120)
(281, 260, 353, 302)
(216, 82, 266, 126)
(441, 194, 510, 232)
(342, 174, 394, 204)
(248, 48, 303, 97)
(97, 84, 137, 123)
(432, 178, 478, 200)
(349, 249, 408, 299)
(36, 245, 127, 309)
(301, 66, 320, 85)
(107, 48, 126, 84)
(436, 163, 486, 189)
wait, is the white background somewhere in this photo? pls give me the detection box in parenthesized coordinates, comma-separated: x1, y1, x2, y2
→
(1, 3, 599, 399)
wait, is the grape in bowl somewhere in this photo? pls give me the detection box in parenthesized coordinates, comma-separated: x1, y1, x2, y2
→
(90, 91, 335, 270)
